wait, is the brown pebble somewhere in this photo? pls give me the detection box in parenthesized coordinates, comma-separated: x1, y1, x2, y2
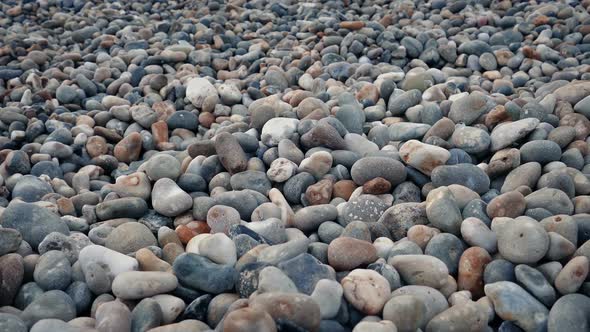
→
(362, 177, 392, 195)
(0, 253, 24, 306)
(305, 179, 333, 205)
(457, 247, 491, 299)
(328, 237, 377, 271)
(188, 140, 216, 158)
(199, 112, 215, 128)
(486, 191, 526, 218)
(215, 132, 248, 175)
(136, 248, 172, 272)
(340, 21, 365, 30)
(356, 84, 379, 105)
(151, 120, 169, 147)
(114, 132, 142, 163)
(222, 307, 277, 332)
(57, 197, 76, 216)
(86, 136, 108, 158)
(333, 180, 357, 201)
(407, 225, 440, 250)
(175, 221, 210, 244)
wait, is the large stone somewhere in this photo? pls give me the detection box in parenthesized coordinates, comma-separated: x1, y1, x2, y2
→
(341, 269, 391, 315)
(172, 253, 238, 294)
(0, 202, 69, 249)
(186, 77, 219, 108)
(490, 118, 540, 151)
(399, 140, 450, 175)
(112, 271, 178, 300)
(484, 281, 549, 332)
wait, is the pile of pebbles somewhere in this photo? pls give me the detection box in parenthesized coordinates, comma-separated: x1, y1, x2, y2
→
(2, 0, 590, 331)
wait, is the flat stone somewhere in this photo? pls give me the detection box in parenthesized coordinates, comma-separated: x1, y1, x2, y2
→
(112, 271, 178, 300)
(490, 118, 540, 151)
(484, 281, 549, 332)
(399, 140, 450, 175)
(390, 255, 448, 288)
(105, 222, 157, 254)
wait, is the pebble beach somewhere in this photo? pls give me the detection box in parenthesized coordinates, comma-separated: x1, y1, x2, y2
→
(1, 0, 590, 331)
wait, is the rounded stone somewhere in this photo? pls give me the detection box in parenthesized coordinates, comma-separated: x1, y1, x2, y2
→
(424, 233, 467, 275)
(351, 157, 407, 187)
(514, 264, 556, 307)
(390, 286, 448, 325)
(145, 154, 182, 181)
(341, 269, 391, 315)
(425, 301, 488, 332)
(222, 307, 277, 332)
(328, 237, 377, 271)
(0, 202, 69, 249)
(399, 140, 450, 175)
(112, 271, 178, 300)
(484, 281, 548, 332)
(21, 290, 77, 327)
(457, 247, 492, 299)
(152, 178, 193, 217)
(249, 293, 320, 332)
(520, 140, 562, 165)
(105, 222, 157, 254)
(554, 256, 589, 295)
(382, 295, 426, 332)
(486, 191, 526, 218)
(34, 250, 72, 291)
(431, 164, 490, 194)
(389, 255, 448, 288)
(496, 218, 549, 264)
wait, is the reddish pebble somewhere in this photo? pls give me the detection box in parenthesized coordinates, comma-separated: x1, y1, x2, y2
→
(362, 177, 391, 195)
(458, 247, 492, 299)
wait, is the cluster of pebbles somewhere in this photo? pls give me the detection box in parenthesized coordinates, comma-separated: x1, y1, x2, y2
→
(2, 0, 590, 331)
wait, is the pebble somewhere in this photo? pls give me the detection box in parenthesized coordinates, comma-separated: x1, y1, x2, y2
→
(496, 217, 550, 264)
(390, 286, 448, 325)
(21, 290, 77, 327)
(399, 140, 450, 175)
(431, 164, 490, 194)
(341, 269, 391, 315)
(95, 300, 132, 332)
(390, 255, 448, 289)
(33, 250, 72, 290)
(351, 157, 407, 187)
(425, 301, 488, 332)
(249, 293, 320, 332)
(105, 222, 157, 254)
(152, 178, 193, 217)
(0, 254, 24, 306)
(112, 271, 178, 300)
(1, 202, 69, 249)
(514, 264, 556, 307)
(382, 295, 426, 332)
(328, 237, 377, 271)
(554, 256, 589, 294)
(485, 282, 549, 332)
(172, 253, 237, 294)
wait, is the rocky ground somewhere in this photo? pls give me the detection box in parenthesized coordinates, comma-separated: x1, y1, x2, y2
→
(1, 0, 590, 331)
